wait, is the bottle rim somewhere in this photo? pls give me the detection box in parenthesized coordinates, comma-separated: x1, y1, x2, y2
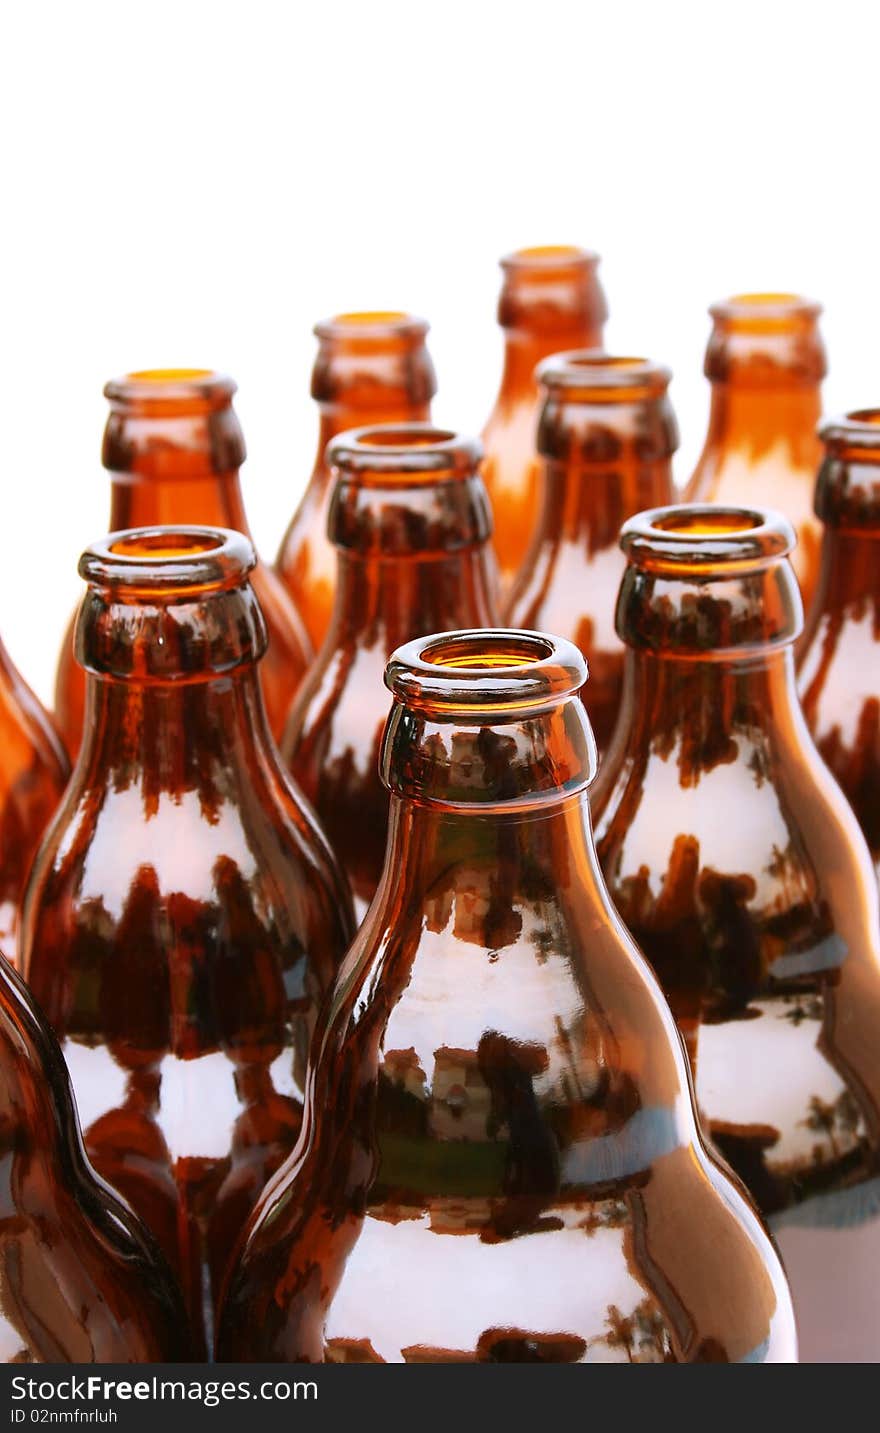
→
(820, 409, 880, 452)
(536, 350, 671, 397)
(708, 292, 822, 327)
(313, 312, 430, 342)
(500, 244, 600, 273)
(104, 369, 236, 409)
(79, 525, 256, 594)
(621, 504, 795, 572)
(326, 423, 483, 480)
(385, 628, 587, 716)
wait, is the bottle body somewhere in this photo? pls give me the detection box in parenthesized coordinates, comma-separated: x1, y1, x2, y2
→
(54, 370, 311, 757)
(275, 314, 436, 650)
(481, 247, 608, 590)
(505, 355, 676, 754)
(685, 294, 826, 609)
(25, 528, 354, 1355)
(0, 955, 190, 1362)
(281, 427, 499, 919)
(0, 640, 68, 967)
(799, 411, 880, 881)
(593, 505, 880, 1362)
(218, 630, 795, 1364)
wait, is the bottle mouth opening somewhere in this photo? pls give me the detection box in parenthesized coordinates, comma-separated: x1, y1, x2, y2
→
(621, 504, 795, 570)
(709, 292, 822, 327)
(501, 244, 598, 272)
(820, 409, 880, 455)
(313, 311, 429, 343)
(537, 349, 671, 395)
(386, 628, 587, 715)
(79, 525, 256, 593)
(327, 423, 483, 480)
(104, 369, 236, 409)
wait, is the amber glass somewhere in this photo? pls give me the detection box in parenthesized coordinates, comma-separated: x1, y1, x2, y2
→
(505, 354, 676, 755)
(218, 628, 795, 1364)
(592, 504, 880, 1363)
(280, 425, 498, 919)
(0, 954, 189, 1361)
(54, 370, 312, 756)
(276, 314, 437, 649)
(799, 411, 880, 880)
(23, 526, 355, 1356)
(0, 637, 68, 967)
(686, 294, 826, 608)
(482, 247, 608, 589)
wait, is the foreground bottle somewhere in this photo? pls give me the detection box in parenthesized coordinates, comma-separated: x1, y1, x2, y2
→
(281, 426, 498, 918)
(482, 247, 608, 588)
(592, 504, 880, 1363)
(276, 313, 437, 649)
(0, 636, 68, 966)
(686, 294, 826, 608)
(54, 369, 312, 756)
(218, 629, 796, 1364)
(0, 954, 189, 1361)
(799, 411, 880, 880)
(505, 354, 676, 755)
(23, 527, 355, 1355)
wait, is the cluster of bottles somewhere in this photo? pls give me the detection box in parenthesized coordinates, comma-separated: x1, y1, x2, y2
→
(2, 246, 879, 1366)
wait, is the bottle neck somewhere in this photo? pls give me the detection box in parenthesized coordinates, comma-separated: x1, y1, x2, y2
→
(703, 382, 823, 467)
(108, 468, 251, 535)
(313, 402, 432, 478)
(329, 546, 495, 650)
(813, 528, 880, 613)
(539, 455, 674, 547)
(500, 329, 597, 400)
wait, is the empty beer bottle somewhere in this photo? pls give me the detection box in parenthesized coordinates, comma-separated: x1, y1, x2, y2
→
(686, 294, 826, 608)
(275, 313, 437, 649)
(505, 354, 676, 755)
(482, 246, 608, 589)
(280, 425, 498, 919)
(23, 527, 355, 1355)
(0, 635, 68, 966)
(216, 629, 796, 1364)
(799, 411, 880, 881)
(0, 953, 189, 1361)
(592, 504, 880, 1363)
(53, 370, 312, 757)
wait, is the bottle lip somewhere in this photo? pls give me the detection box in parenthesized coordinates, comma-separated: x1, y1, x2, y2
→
(326, 423, 483, 481)
(313, 311, 430, 343)
(104, 369, 236, 410)
(79, 525, 256, 595)
(708, 292, 822, 328)
(500, 244, 600, 274)
(621, 504, 795, 572)
(385, 628, 587, 717)
(536, 350, 671, 398)
(820, 409, 880, 452)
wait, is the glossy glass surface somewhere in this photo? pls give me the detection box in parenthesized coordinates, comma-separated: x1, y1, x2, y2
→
(505, 354, 676, 755)
(592, 504, 880, 1362)
(276, 313, 437, 649)
(0, 954, 189, 1362)
(800, 411, 880, 880)
(685, 294, 826, 609)
(481, 247, 608, 590)
(217, 630, 796, 1364)
(54, 370, 312, 756)
(280, 425, 499, 919)
(24, 527, 355, 1356)
(0, 639, 68, 967)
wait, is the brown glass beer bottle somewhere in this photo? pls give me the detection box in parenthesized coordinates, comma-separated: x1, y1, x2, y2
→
(685, 294, 826, 608)
(799, 411, 880, 880)
(23, 527, 355, 1355)
(280, 425, 498, 919)
(0, 636, 68, 966)
(275, 314, 437, 650)
(592, 504, 880, 1363)
(0, 954, 190, 1361)
(505, 354, 676, 755)
(216, 629, 796, 1364)
(481, 247, 608, 589)
(54, 370, 312, 757)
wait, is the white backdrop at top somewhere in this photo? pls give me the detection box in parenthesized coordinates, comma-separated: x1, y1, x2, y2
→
(0, 0, 877, 706)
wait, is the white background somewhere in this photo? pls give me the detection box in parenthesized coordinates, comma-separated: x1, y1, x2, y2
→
(1, 0, 878, 705)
